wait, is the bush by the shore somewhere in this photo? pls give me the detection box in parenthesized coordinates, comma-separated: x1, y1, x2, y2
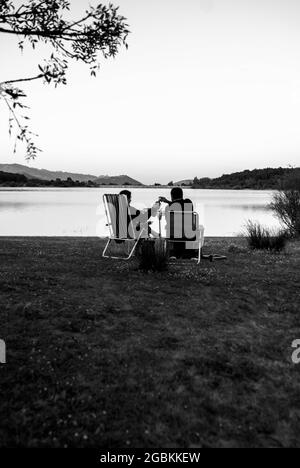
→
(244, 221, 287, 252)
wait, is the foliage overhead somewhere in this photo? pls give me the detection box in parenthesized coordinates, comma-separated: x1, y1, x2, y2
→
(0, 0, 129, 158)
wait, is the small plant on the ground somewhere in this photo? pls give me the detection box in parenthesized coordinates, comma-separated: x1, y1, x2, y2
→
(244, 221, 287, 251)
(138, 238, 169, 271)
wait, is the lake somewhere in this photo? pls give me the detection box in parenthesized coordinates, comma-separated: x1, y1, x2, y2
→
(0, 187, 281, 237)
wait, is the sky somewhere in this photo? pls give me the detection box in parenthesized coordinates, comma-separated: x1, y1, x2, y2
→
(0, 0, 300, 184)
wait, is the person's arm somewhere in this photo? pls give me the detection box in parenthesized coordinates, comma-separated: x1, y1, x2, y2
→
(158, 196, 171, 205)
(128, 205, 140, 220)
(131, 201, 161, 222)
(148, 200, 161, 218)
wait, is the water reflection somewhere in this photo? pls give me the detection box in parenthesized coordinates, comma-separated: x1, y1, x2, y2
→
(216, 204, 270, 211)
(0, 187, 280, 237)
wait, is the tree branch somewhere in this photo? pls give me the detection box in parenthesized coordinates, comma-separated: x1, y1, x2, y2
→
(0, 1, 129, 159)
(0, 26, 77, 40)
(3, 97, 22, 131)
(0, 74, 44, 86)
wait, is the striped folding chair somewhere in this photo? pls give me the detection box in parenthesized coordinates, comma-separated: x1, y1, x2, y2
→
(102, 194, 148, 260)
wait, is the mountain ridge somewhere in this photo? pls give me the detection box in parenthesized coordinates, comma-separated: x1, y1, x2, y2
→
(0, 163, 143, 185)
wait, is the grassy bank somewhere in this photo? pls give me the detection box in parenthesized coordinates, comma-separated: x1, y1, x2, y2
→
(1, 237, 300, 447)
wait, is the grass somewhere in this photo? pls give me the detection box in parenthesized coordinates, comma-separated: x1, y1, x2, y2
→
(1, 236, 300, 448)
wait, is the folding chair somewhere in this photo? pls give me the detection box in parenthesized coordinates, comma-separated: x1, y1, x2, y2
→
(102, 194, 148, 260)
(165, 210, 205, 264)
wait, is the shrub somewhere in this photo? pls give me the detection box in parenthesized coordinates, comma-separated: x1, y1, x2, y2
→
(138, 238, 169, 271)
(244, 221, 287, 252)
(270, 172, 300, 237)
(270, 191, 300, 237)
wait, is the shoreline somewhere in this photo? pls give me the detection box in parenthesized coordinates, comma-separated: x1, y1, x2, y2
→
(0, 235, 240, 240)
(0, 185, 277, 191)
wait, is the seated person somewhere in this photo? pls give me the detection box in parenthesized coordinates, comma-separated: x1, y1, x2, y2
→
(119, 189, 160, 238)
(159, 187, 197, 258)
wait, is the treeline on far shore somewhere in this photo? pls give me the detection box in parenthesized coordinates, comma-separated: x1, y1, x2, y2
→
(190, 167, 300, 190)
(0, 172, 133, 188)
(1, 166, 300, 189)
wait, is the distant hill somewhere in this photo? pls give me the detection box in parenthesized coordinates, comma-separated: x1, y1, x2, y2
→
(0, 170, 27, 184)
(192, 167, 300, 190)
(0, 163, 97, 182)
(174, 179, 193, 186)
(0, 164, 143, 186)
(0, 170, 96, 187)
(93, 174, 143, 186)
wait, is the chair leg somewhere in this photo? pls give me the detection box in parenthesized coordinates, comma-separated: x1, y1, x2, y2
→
(102, 238, 112, 258)
(197, 240, 201, 264)
(103, 238, 129, 259)
(102, 230, 145, 260)
(125, 239, 139, 260)
(197, 229, 205, 264)
(125, 229, 145, 260)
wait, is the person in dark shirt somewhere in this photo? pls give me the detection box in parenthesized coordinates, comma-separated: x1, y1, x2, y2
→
(159, 187, 196, 258)
(159, 187, 194, 212)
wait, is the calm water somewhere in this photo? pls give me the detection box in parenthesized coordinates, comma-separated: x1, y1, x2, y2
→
(0, 187, 281, 237)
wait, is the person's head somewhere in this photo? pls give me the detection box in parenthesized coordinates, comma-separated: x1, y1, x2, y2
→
(170, 187, 183, 201)
(120, 189, 132, 204)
